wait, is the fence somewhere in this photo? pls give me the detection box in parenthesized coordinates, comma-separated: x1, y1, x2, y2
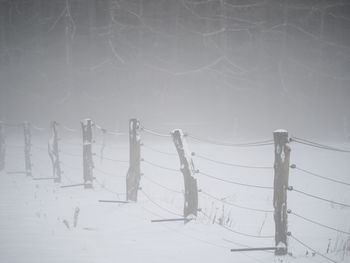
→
(0, 119, 349, 262)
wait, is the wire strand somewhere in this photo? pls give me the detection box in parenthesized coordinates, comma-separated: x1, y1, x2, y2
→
(95, 178, 125, 197)
(141, 127, 171, 138)
(94, 167, 125, 178)
(198, 171, 273, 190)
(187, 135, 274, 147)
(290, 210, 350, 235)
(290, 234, 338, 263)
(291, 137, 350, 153)
(142, 144, 177, 156)
(142, 159, 179, 172)
(195, 154, 273, 170)
(200, 211, 274, 239)
(291, 165, 350, 187)
(140, 189, 182, 217)
(143, 175, 183, 194)
(61, 125, 79, 133)
(200, 190, 273, 213)
(93, 123, 126, 136)
(290, 187, 350, 208)
(94, 153, 128, 163)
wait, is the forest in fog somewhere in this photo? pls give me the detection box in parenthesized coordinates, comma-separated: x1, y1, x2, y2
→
(0, 0, 350, 138)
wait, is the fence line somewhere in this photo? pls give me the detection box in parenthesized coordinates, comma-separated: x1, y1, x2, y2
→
(142, 159, 179, 172)
(198, 171, 273, 190)
(290, 234, 338, 263)
(200, 190, 273, 213)
(194, 153, 273, 170)
(140, 189, 182, 217)
(187, 135, 274, 147)
(291, 164, 350, 186)
(142, 144, 177, 156)
(94, 153, 128, 163)
(141, 127, 171, 138)
(291, 136, 350, 153)
(200, 210, 274, 239)
(1, 119, 349, 261)
(93, 123, 127, 136)
(143, 175, 183, 194)
(94, 167, 125, 178)
(289, 186, 350, 208)
(289, 210, 350, 235)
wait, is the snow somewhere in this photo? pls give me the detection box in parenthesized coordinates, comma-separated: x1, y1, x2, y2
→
(0, 132, 349, 263)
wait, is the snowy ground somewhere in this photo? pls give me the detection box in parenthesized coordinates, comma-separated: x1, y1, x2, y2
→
(1, 129, 349, 263)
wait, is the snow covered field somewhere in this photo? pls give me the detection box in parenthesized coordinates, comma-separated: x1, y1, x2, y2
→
(1, 129, 349, 263)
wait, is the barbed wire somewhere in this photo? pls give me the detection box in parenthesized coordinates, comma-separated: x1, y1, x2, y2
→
(289, 186, 350, 208)
(194, 153, 273, 170)
(142, 159, 179, 173)
(187, 135, 274, 147)
(291, 137, 350, 153)
(290, 234, 338, 263)
(289, 210, 350, 235)
(198, 171, 273, 190)
(291, 164, 350, 187)
(200, 190, 273, 213)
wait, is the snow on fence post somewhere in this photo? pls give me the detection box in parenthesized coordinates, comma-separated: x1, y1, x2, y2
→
(171, 129, 198, 218)
(126, 118, 141, 202)
(48, 121, 62, 183)
(273, 129, 291, 256)
(0, 121, 5, 171)
(81, 119, 94, 189)
(23, 121, 32, 177)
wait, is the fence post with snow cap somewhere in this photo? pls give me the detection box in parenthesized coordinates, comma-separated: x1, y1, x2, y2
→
(273, 129, 290, 256)
(23, 122, 32, 177)
(48, 121, 62, 183)
(81, 119, 94, 189)
(171, 129, 198, 218)
(0, 122, 5, 171)
(126, 118, 141, 202)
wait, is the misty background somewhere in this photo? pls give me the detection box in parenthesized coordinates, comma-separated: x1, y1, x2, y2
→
(0, 0, 350, 139)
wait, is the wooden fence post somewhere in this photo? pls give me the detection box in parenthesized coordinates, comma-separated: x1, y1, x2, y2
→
(0, 121, 5, 171)
(273, 129, 290, 256)
(23, 121, 32, 177)
(126, 118, 141, 201)
(48, 121, 62, 183)
(81, 119, 94, 189)
(171, 129, 198, 218)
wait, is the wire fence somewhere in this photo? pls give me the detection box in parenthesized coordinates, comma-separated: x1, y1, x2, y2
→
(1, 120, 350, 262)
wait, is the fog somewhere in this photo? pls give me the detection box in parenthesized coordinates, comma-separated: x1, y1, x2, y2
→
(1, 2, 350, 263)
(1, 0, 349, 139)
